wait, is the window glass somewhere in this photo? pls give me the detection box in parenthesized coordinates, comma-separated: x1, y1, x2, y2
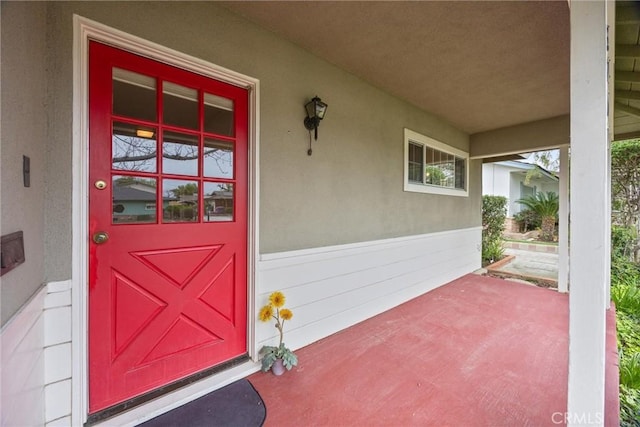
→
(204, 138, 234, 179)
(203, 182, 234, 222)
(162, 179, 199, 222)
(112, 175, 157, 224)
(204, 93, 234, 136)
(162, 131, 199, 176)
(455, 157, 466, 190)
(163, 81, 198, 130)
(408, 142, 423, 183)
(112, 122, 157, 173)
(113, 68, 156, 122)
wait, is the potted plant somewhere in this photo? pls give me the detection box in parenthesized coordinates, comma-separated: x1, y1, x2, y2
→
(258, 291, 298, 375)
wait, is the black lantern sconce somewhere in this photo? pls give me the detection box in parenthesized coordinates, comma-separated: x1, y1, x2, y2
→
(304, 96, 328, 155)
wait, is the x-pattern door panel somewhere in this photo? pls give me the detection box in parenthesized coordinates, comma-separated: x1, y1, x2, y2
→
(88, 42, 248, 413)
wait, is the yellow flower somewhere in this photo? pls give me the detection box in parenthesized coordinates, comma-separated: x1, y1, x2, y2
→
(280, 308, 293, 321)
(259, 305, 273, 322)
(269, 291, 286, 308)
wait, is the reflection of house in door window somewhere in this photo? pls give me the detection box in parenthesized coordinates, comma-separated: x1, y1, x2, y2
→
(112, 178, 169, 223)
(204, 182, 234, 222)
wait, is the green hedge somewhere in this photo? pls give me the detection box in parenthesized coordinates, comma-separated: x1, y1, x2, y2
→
(482, 195, 507, 265)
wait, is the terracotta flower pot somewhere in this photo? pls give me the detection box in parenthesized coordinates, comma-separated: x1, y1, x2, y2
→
(271, 358, 286, 376)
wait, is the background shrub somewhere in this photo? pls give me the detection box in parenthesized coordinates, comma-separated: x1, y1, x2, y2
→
(513, 208, 541, 233)
(612, 225, 640, 426)
(621, 353, 640, 390)
(613, 225, 638, 259)
(612, 286, 640, 317)
(620, 384, 640, 427)
(482, 195, 507, 265)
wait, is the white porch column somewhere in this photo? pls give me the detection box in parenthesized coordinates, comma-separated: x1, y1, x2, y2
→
(558, 145, 569, 294)
(568, 1, 611, 424)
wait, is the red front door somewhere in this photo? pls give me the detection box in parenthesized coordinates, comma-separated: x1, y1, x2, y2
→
(88, 42, 248, 413)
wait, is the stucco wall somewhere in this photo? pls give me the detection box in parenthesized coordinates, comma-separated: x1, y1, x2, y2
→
(1, 2, 48, 325)
(42, 1, 480, 279)
(470, 115, 569, 159)
(482, 164, 510, 198)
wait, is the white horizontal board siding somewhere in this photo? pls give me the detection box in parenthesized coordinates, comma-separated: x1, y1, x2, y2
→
(1, 285, 47, 427)
(257, 227, 481, 351)
(43, 280, 73, 426)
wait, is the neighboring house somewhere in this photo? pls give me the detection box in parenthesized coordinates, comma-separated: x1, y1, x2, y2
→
(204, 190, 233, 221)
(482, 161, 559, 225)
(112, 183, 165, 222)
(0, 2, 617, 426)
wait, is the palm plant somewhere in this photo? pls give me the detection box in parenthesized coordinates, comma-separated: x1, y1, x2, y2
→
(516, 191, 559, 241)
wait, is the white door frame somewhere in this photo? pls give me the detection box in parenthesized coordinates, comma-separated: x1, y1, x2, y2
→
(72, 15, 260, 425)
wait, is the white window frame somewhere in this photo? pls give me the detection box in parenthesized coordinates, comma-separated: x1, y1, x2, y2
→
(403, 128, 469, 197)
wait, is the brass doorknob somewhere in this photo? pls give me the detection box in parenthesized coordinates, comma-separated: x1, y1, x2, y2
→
(92, 231, 109, 244)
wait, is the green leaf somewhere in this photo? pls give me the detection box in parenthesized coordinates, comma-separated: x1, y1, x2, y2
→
(259, 345, 277, 357)
(261, 353, 276, 372)
(282, 350, 298, 370)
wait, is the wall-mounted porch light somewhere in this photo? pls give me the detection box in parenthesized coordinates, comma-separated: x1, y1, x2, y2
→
(304, 96, 328, 155)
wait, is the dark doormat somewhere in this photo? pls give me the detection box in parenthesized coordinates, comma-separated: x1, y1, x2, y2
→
(138, 379, 266, 427)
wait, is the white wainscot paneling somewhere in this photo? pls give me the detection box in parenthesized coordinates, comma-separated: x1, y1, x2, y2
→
(43, 280, 73, 426)
(257, 227, 482, 351)
(1, 285, 47, 427)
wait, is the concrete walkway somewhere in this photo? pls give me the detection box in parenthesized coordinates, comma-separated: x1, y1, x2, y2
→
(500, 247, 559, 281)
(504, 240, 558, 254)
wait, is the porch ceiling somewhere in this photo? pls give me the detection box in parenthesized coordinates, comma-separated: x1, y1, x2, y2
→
(220, 1, 569, 135)
(615, 2, 640, 141)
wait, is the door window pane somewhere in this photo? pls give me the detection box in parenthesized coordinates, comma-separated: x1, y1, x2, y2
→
(112, 122, 157, 173)
(162, 131, 199, 176)
(162, 179, 199, 222)
(203, 182, 234, 222)
(204, 93, 234, 136)
(113, 68, 157, 122)
(163, 81, 198, 130)
(112, 175, 157, 224)
(204, 138, 234, 179)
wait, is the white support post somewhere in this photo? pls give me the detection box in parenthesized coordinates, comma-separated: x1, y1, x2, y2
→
(567, 1, 610, 425)
(558, 145, 569, 294)
(605, 0, 614, 311)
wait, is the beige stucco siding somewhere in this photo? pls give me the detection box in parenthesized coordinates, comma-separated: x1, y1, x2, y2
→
(19, 2, 480, 286)
(1, 1, 48, 325)
(470, 115, 570, 159)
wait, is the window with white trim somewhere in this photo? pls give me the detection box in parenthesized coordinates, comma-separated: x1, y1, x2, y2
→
(404, 128, 468, 196)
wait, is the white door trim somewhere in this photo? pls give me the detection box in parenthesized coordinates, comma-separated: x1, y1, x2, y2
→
(72, 15, 260, 424)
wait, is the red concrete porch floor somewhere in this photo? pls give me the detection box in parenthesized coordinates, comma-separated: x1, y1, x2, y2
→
(249, 274, 619, 426)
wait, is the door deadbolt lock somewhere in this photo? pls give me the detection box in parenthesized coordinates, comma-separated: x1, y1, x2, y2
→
(95, 180, 107, 190)
(92, 231, 109, 244)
